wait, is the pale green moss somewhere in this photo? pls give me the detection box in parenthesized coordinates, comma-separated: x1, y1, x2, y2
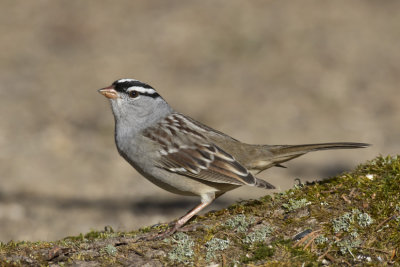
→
(243, 225, 274, 244)
(332, 209, 374, 233)
(205, 238, 230, 261)
(103, 244, 117, 256)
(224, 214, 255, 233)
(332, 212, 354, 233)
(335, 237, 362, 256)
(282, 198, 311, 212)
(167, 232, 195, 263)
(314, 235, 328, 245)
(357, 212, 374, 227)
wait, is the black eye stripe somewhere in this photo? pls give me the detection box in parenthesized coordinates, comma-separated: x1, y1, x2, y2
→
(126, 90, 160, 99)
(139, 92, 160, 98)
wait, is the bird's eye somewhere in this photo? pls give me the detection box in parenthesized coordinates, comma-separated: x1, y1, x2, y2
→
(128, 91, 139, 98)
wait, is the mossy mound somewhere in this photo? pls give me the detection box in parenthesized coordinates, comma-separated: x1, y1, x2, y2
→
(1, 155, 399, 266)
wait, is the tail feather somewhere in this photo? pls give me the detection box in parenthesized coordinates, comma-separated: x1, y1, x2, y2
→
(268, 142, 370, 155)
(249, 142, 369, 189)
(251, 142, 369, 189)
(255, 177, 276, 189)
(263, 142, 370, 168)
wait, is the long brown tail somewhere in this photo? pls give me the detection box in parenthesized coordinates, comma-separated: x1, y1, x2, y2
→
(264, 142, 370, 168)
(255, 142, 370, 189)
(269, 142, 369, 154)
(252, 142, 369, 189)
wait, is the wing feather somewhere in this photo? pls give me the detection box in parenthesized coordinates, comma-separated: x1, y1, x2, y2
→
(143, 113, 257, 186)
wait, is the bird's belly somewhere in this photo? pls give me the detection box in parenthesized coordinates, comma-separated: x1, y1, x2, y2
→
(115, 136, 236, 197)
(140, 167, 221, 197)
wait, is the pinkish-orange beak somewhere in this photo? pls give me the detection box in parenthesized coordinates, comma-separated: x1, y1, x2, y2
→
(98, 85, 118, 99)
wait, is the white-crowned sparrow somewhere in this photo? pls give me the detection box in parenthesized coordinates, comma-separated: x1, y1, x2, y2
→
(98, 78, 369, 238)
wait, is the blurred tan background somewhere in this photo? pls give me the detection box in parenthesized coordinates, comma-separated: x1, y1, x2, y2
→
(0, 1, 398, 241)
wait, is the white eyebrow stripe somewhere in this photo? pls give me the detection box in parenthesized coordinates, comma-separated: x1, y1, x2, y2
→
(117, 78, 138, 83)
(127, 86, 157, 94)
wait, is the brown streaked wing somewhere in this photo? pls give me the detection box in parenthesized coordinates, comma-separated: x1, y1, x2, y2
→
(144, 112, 256, 186)
(156, 143, 257, 186)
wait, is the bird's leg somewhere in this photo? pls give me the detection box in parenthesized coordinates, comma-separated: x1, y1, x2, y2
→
(144, 194, 215, 241)
(172, 201, 212, 232)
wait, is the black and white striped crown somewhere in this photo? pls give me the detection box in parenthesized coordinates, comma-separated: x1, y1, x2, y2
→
(112, 78, 160, 98)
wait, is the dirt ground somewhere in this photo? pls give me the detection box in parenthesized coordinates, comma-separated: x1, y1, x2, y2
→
(0, 1, 399, 242)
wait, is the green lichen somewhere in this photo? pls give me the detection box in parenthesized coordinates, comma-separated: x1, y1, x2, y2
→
(314, 235, 328, 245)
(332, 209, 374, 233)
(332, 212, 354, 233)
(167, 232, 195, 264)
(357, 212, 374, 227)
(335, 237, 362, 256)
(282, 198, 311, 212)
(103, 244, 117, 256)
(243, 225, 274, 244)
(205, 238, 230, 261)
(224, 214, 255, 232)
